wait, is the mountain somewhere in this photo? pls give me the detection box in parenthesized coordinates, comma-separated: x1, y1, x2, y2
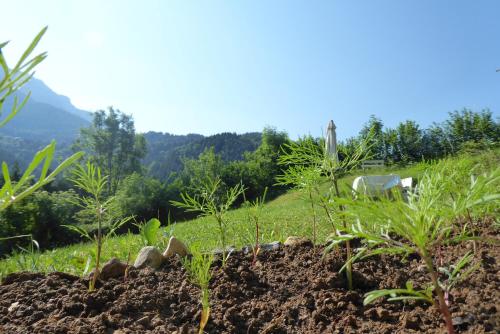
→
(0, 76, 92, 169)
(19, 77, 93, 122)
(0, 94, 90, 144)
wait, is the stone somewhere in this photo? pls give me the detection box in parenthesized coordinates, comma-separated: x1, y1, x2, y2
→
(8, 302, 19, 313)
(452, 314, 475, 326)
(260, 241, 281, 252)
(213, 246, 236, 256)
(134, 246, 164, 269)
(100, 257, 128, 280)
(284, 236, 311, 247)
(242, 245, 252, 255)
(163, 237, 189, 258)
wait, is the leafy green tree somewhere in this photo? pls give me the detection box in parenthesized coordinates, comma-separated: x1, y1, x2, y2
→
(394, 120, 423, 163)
(0, 190, 79, 255)
(180, 147, 225, 193)
(359, 115, 385, 160)
(445, 109, 499, 152)
(75, 107, 146, 194)
(115, 173, 167, 223)
(421, 124, 452, 160)
(382, 128, 398, 163)
(239, 127, 290, 198)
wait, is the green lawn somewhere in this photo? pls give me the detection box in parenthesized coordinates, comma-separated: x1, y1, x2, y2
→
(2, 150, 495, 281)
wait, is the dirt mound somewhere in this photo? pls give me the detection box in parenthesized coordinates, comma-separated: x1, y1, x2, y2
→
(1, 231, 498, 333)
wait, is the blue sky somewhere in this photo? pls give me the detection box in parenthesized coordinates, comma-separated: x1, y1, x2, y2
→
(1, 1, 499, 139)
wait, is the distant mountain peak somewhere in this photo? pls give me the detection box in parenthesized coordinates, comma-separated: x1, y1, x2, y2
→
(19, 76, 93, 122)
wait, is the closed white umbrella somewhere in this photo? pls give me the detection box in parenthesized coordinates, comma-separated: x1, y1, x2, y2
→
(325, 120, 338, 163)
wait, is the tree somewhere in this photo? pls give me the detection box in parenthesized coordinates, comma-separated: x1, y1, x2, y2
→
(74, 107, 146, 194)
(421, 124, 452, 160)
(359, 115, 385, 160)
(180, 147, 225, 193)
(239, 127, 290, 199)
(394, 120, 423, 163)
(445, 109, 499, 152)
(115, 173, 168, 223)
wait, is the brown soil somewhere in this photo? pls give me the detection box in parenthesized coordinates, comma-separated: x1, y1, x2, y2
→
(1, 225, 498, 333)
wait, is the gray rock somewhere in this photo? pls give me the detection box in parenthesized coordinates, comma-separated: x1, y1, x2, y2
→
(213, 246, 236, 256)
(260, 241, 281, 252)
(452, 314, 475, 326)
(284, 236, 311, 247)
(134, 246, 164, 269)
(242, 245, 252, 255)
(163, 237, 189, 258)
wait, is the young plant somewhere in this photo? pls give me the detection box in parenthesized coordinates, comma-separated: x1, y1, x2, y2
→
(171, 176, 245, 266)
(0, 27, 83, 211)
(135, 217, 161, 246)
(277, 134, 372, 289)
(276, 137, 324, 246)
(243, 187, 268, 266)
(182, 247, 213, 334)
(331, 164, 499, 334)
(63, 161, 130, 291)
(438, 251, 480, 306)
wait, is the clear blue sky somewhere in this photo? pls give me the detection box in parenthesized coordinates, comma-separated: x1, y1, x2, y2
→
(1, 1, 499, 139)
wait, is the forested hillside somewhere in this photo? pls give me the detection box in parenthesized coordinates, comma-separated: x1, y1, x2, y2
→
(144, 131, 261, 180)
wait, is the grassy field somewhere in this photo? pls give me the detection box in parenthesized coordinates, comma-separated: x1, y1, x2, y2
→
(0, 151, 496, 281)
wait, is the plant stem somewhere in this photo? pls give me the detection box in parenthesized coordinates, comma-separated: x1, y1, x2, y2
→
(217, 216, 227, 265)
(90, 204, 103, 292)
(253, 218, 260, 266)
(423, 254, 455, 334)
(308, 190, 317, 246)
(333, 178, 353, 290)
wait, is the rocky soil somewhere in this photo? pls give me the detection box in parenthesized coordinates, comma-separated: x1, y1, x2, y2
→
(0, 224, 498, 333)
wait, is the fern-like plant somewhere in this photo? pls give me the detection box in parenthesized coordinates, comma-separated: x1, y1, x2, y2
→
(171, 176, 245, 266)
(329, 164, 499, 334)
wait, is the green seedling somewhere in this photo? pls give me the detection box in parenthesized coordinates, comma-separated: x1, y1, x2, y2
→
(172, 176, 245, 266)
(63, 162, 131, 291)
(331, 164, 499, 334)
(135, 217, 161, 246)
(182, 246, 213, 334)
(243, 187, 268, 266)
(277, 134, 372, 289)
(438, 251, 480, 306)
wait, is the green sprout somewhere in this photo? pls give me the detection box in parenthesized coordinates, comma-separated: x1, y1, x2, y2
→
(63, 162, 131, 291)
(135, 217, 162, 247)
(172, 176, 245, 266)
(182, 246, 213, 334)
(243, 187, 268, 266)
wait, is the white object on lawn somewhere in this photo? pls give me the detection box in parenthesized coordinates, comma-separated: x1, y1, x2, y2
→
(401, 177, 413, 189)
(352, 174, 403, 198)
